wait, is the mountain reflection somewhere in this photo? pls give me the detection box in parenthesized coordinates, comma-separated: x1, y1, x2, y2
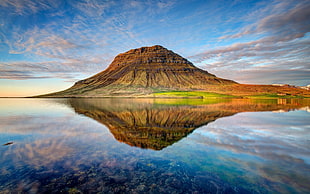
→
(67, 98, 309, 150)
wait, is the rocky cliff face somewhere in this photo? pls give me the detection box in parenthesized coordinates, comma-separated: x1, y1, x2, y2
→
(45, 45, 236, 97)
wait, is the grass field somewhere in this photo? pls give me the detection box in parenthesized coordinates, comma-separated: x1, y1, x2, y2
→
(153, 91, 236, 98)
(153, 98, 232, 106)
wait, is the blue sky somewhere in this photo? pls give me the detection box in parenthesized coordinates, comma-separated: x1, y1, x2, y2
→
(0, 0, 309, 96)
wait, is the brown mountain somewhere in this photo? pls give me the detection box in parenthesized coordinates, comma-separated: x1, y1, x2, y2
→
(41, 45, 236, 97)
(40, 45, 310, 97)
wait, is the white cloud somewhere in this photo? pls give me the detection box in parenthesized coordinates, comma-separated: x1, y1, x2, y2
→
(0, 0, 61, 15)
(189, 0, 310, 85)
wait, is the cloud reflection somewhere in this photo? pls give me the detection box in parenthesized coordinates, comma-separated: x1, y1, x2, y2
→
(190, 110, 310, 192)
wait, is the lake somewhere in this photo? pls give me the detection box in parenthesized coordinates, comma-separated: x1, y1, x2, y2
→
(0, 98, 309, 193)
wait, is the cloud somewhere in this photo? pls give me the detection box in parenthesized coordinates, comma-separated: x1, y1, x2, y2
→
(0, 0, 61, 15)
(258, 2, 310, 37)
(219, 0, 310, 40)
(0, 18, 114, 81)
(0, 71, 50, 80)
(189, 0, 310, 85)
(8, 30, 83, 56)
(190, 111, 310, 189)
(213, 69, 310, 86)
(191, 36, 310, 69)
(0, 61, 103, 81)
(0, 0, 181, 82)
(157, 1, 175, 9)
(70, 0, 114, 18)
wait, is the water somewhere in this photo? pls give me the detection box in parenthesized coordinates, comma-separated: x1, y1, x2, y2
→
(0, 98, 309, 193)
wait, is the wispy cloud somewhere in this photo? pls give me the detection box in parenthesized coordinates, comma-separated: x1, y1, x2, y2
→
(0, 0, 180, 83)
(214, 69, 310, 86)
(7, 29, 82, 56)
(189, 0, 310, 85)
(71, 0, 113, 17)
(0, 0, 61, 15)
(0, 60, 102, 81)
(192, 111, 310, 188)
(219, 1, 310, 40)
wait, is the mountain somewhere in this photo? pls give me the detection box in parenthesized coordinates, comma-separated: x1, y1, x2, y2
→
(41, 45, 236, 97)
(39, 45, 310, 98)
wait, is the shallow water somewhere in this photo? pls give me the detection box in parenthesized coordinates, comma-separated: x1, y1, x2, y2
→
(0, 98, 309, 193)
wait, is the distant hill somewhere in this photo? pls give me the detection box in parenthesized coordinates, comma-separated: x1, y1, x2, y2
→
(39, 45, 310, 98)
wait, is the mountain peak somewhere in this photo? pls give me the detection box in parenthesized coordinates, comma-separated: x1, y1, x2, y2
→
(108, 45, 193, 70)
(124, 45, 167, 54)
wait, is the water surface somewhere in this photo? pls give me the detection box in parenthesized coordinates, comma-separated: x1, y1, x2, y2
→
(0, 98, 309, 193)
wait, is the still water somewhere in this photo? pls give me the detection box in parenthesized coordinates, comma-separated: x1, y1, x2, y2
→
(0, 98, 309, 193)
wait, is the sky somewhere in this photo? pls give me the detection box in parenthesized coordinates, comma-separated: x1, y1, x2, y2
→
(0, 0, 309, 97)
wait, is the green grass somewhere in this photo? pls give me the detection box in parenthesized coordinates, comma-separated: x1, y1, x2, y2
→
(153, 98, 231, 106)
(153, 91, 236, 98)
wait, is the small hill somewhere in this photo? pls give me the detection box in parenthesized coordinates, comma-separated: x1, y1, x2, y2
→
(39, 45, 310, 98)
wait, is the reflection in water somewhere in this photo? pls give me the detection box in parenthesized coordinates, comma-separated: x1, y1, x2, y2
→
(0, 98, 309, 193)
(2, 142, 13, 146)
(68, 98, 309, 150)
